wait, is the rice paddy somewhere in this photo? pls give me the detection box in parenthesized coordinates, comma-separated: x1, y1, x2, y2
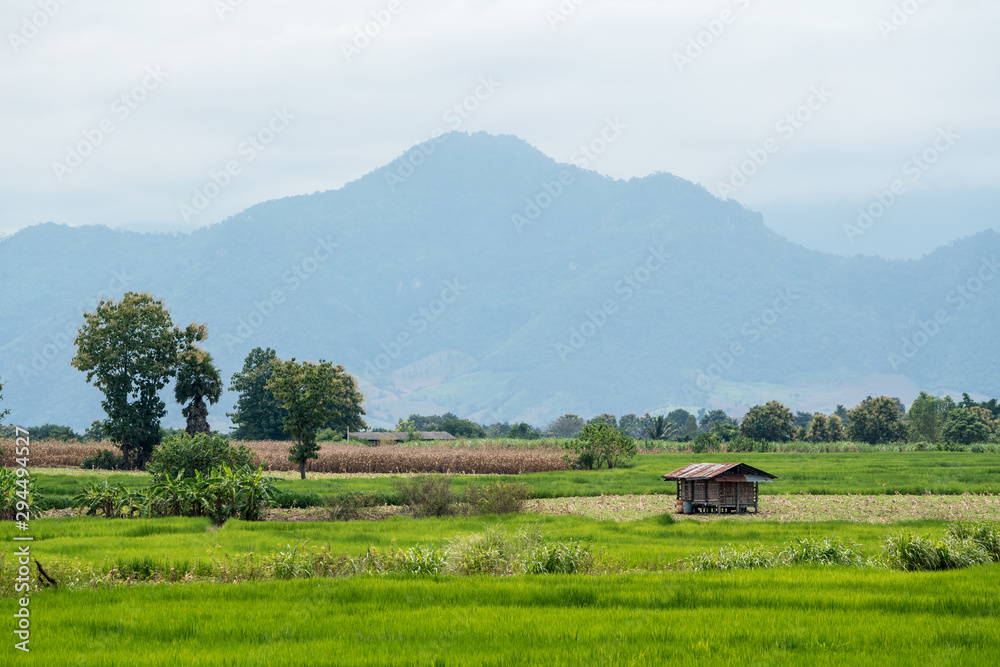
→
(4, 450, 1000, 664)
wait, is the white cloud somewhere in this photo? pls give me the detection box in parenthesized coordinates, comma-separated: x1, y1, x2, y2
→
(1, 0, 997, 256)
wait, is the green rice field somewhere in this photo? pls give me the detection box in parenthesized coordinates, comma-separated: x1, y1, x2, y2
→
(5, 451, 1000, 664)
(11, 568, 1000, 666)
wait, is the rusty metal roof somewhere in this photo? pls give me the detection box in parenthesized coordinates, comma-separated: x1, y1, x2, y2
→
(662, 462, 776, 482)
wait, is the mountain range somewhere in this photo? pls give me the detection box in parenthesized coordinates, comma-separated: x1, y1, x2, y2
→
(2, 131, 998, 431)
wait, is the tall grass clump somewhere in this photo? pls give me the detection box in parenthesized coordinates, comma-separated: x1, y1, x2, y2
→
(881, 523, 999, 571)
(463, 480, 533, 515)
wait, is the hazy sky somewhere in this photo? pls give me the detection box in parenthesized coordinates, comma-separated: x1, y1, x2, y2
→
(2, 0, 997, 258)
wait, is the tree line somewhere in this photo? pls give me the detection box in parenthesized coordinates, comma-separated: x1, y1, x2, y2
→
(63, 292, 366, 478)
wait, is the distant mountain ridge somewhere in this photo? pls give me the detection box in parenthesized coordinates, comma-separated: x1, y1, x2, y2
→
(1, 131, 998, 431)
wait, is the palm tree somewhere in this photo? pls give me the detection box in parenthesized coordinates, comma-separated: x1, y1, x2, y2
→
(644, 415, 678, 441)
(175, 345, 223, 435)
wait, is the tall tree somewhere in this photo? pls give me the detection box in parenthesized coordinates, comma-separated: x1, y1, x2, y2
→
(907, 392, 949, 443)
(587, 413, 618, 428)
(740, 401, 794, 442)
(175, 345, 223, 435)
(942, 408, 990, 445)
(267, 358, 366, 479)
(228, 347, 287, 440)
(847, 396, 906, 444)
(547, 414, 585, 438)
(71, 292, 203, 469)
(699, 409, 736, 432)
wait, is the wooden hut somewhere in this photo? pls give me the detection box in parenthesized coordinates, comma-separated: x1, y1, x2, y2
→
(662, 463, 776, 514)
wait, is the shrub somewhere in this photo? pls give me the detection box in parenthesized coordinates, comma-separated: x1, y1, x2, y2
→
(464, 481, 532, 515)
(727, 435, 771, 453)
(326, 492, 385, 521)
(315, 428, 344, 442)
(691, 432, 719, 454)
(81, 449, 126, 470)
(450, 526, 593, 576)
(75, 465, 275, 523)
(272, 489, 323, 509)
(393, 476, 455, 517)
(565, 422, 637, 470)
(146, 432, 256, 480)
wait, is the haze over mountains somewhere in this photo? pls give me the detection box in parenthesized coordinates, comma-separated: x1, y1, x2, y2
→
(1, 132, 998, 431)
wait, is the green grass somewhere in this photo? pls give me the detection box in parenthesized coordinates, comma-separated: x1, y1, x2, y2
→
(32, 451, 1000, 503)
(12, 567, 1000, 665)
(1, 514, 956, 576)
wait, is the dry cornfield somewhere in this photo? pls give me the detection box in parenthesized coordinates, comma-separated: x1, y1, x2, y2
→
(249, 441, 569, 474)
(0, 439, 110, 468)
(1, 439, 569, 474)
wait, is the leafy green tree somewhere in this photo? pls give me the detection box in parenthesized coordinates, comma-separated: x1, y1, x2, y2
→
(847, 396, 906, 444)
(321, 366, 367, 436)
(25, 424, 80, 441)
(587, 413, 617, 428)
(833, 404, 850, 427)
(666, 409, 692, 433)
(682, 414, 698, 438)
(547, 414, 585, 438)
(793, 411, 813, 430)
(174, 345, 223, 435)
(699, 409, 736, 432)
(228, 347, 287, 440)
(439, 414, 486, 438)
(566, 421, 637, 470)
(617, 413, 647, 439)
(805, 414, 843, 442)
(507, 422, 541, 439)
(644, 415, 677, 441)
(267, 359, 366, 479)
(71, 292, 204, 469)
(907, 392, 949, 443)
(83, 420, 106, 442)
(942, 408, 991, 445)
(739, 400, 794, 442)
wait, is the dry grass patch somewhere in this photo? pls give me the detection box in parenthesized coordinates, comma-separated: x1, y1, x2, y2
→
(527, 493, 1000, 523)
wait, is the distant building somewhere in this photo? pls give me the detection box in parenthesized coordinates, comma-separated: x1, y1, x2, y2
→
(662, 462, 776, 514)
(348, 431, 456, 443)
